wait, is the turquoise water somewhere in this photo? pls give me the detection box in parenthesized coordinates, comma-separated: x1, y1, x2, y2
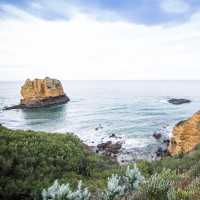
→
(1, 81, 200, 156)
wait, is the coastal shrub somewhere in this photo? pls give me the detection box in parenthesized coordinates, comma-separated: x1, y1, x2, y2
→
(42, 180, 72, 200)
(150, 148, 200, 175)
(188, 160, 200, 178)
(166, 188, 195, 200)
(177, 177, 200, 200)
(125, 164, 144, 192)
(140, 169, 179, 200)
(42, 164, 145, 200)
(137, 160, 153, 177)
(167, 188, 177, 200)
(170, 182, 200, 200)
(42, 180, 90, 200)
(0, 126, 122, 200)
(194, 143, 200, 150)
(2, 125, 200, 200)
(101, 164, 144, 200)
(101, 174, 125, 200)
(0, 126, 85, 199)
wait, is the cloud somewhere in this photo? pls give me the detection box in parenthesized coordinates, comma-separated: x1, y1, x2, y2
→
(160, 0, 190, 14)
(0, 4, 37, 21)
(1, 0, 200, 25)
(0, 4, 200, 80)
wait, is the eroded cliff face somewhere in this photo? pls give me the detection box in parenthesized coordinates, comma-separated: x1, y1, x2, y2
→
(20, 77, 69, 107)
(168, 111, 200, 155)
(21, 78, 64, 99)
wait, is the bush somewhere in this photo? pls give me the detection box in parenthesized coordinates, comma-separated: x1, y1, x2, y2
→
(101, 165, 144, 200)
(150, 149, 200, 174)
(42, 180, 90, 200)
(102, 174, 125, 200)
(188, 160, 200, 178)
(0, 126, 122, 200)
(137, 160, 153, 177)
(140, 169, 179, 200)
(125, 164, 144, 191)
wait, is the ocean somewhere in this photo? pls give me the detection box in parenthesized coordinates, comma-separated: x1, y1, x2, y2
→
(1, 80, 200, 160)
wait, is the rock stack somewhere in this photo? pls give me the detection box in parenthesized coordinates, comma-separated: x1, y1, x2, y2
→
(4, 77, 69, 109)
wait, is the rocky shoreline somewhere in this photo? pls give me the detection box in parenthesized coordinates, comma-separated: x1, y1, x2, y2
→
(88, 108, 200, 164)
(85, 125, 171, 165)
(87, 108, 200, 164)
(2, 109, 200, 165)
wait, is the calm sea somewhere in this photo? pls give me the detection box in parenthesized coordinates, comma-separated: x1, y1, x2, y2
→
(1, 81, 200, 157)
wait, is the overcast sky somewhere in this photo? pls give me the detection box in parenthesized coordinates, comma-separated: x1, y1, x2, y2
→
(0, 0, 200, 80)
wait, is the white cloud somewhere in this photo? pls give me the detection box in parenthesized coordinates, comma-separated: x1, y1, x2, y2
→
(0, 5, 200, 80)
(160, 0, 190, 14)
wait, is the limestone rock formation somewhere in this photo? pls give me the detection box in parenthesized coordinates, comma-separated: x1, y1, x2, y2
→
(20, 77, 69, 108)
(168, 111, 200, 155)
(4, 77, 69, 110)
(21, 78, 64, 99)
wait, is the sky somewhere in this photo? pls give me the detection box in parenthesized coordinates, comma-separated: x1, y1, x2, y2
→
(0, 0, 200, 80)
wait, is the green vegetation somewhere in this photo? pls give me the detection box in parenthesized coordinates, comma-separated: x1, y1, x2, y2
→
(0, 126, 122, 200)
(1, 125, 200, 200)
(135, 146, 200, 200)
(42, 164, 145, 200)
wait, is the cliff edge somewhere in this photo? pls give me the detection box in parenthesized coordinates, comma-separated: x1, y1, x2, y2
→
(168, 111, 200, 155)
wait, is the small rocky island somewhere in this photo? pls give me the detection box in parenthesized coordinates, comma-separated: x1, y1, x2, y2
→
(4, 77, 69, 110)
(168, 98, 191, 105)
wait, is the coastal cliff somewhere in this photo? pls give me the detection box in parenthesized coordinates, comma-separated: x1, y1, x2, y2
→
(168, 111, 200, 155)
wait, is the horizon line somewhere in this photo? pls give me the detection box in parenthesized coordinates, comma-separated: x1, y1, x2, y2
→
(1, 79, 200, 82)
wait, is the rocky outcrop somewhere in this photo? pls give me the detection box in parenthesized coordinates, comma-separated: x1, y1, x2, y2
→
(168, 98, 191, 105)
(4, 77, 69, 110)
(97, 141, 122, 156)
(168, 111, 200, 155)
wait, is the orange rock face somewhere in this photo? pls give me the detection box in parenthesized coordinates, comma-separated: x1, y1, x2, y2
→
(20, 77, 69, 107)
(21, 77, 64, 99)
(168, 111, 200, 155)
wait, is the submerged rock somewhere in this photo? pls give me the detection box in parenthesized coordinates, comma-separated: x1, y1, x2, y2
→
(109, 133, 122, 139)
(168, 98, 191, 105)
(168, 111, 200, 155)
(94, 124, 103, 131)
(153, 132, 162, 140)
(4, 77, 69, 110)
(163, 139, 170, 145)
